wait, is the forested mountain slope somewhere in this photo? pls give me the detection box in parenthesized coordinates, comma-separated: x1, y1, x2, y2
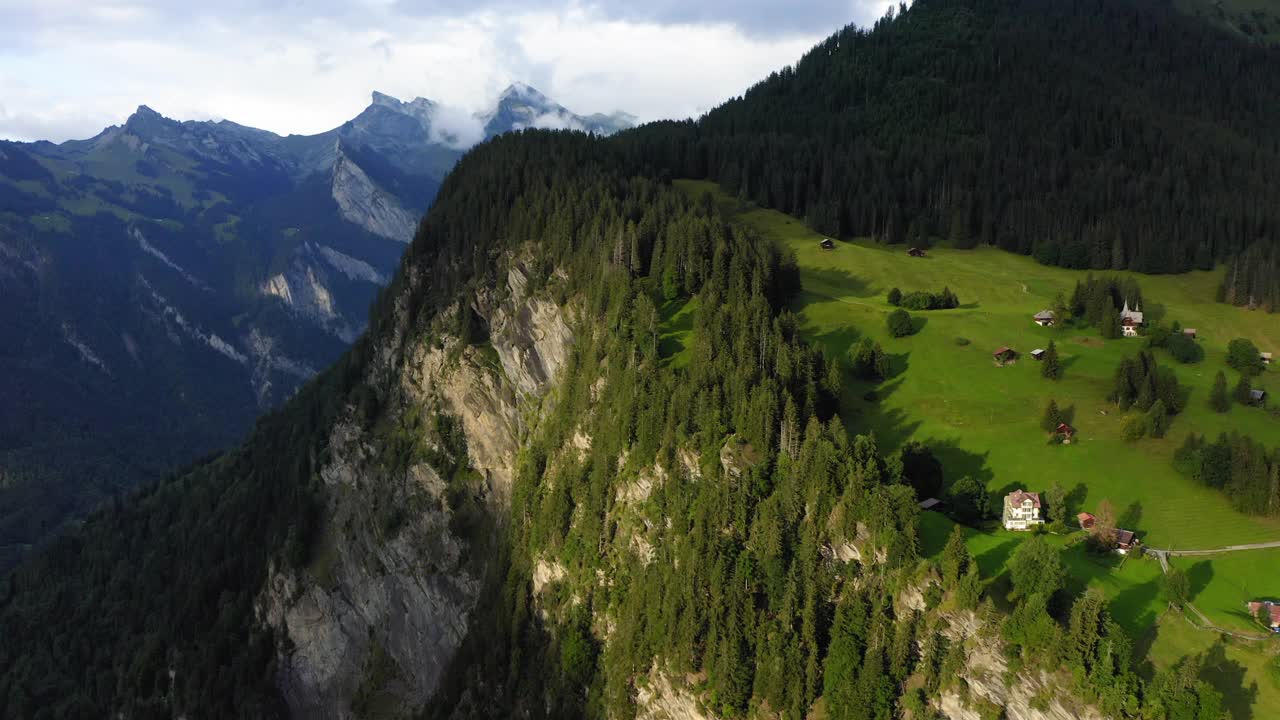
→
(621, 0, 1280, 306)
(0, 86, 630, 572)
(0, 1, 1270, 719)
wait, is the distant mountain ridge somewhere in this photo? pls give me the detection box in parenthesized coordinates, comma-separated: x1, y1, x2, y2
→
(0, 84, 632, 570)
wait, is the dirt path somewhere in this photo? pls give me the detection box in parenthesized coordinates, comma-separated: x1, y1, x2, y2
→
(1148, 540, 1280, 556)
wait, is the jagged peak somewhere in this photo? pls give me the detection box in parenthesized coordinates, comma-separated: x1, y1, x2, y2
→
(498, 82, 552, 106)
(371, 91, 403, 108)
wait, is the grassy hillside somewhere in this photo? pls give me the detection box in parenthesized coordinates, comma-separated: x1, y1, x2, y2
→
(676, 180, 1278, 549)
(677, 177, 1280, 716)
(1171, 549, 1280, 632)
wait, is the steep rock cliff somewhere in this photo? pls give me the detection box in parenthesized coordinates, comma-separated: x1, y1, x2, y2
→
(258, 257, 573, 718)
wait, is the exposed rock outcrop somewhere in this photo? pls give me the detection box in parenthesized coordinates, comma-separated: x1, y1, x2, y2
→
(258, 255, 575, 718)
(331, 148, 419, 243)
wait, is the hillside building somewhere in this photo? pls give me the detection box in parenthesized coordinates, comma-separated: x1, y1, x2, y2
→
(1247, 601, 1280, 633)
(1120, 300, 1144, 326)
(1003, 489, 1044, 531)
(1033, 310, 1055, 327)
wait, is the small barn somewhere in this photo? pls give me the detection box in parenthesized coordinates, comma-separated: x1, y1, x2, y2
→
(1262, 352, 1273, 365)
(993, 347, 1018, 364)
(1250, 389, 1267, 405)
(1033, 310, 1055, 327)
(918, 497, 944, 511)
(1115, 529, 1141, 554)
(1031, 348, 1046, 361)
(1077, 512, 1096, 530)
(1055, 423, 1075, 443)
(1182, 328, 1197, 339)
(907, 247, 927, 257)
(820, 238, 835, 250)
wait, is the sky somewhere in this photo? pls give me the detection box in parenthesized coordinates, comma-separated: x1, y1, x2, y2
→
(0, 0, 898, 143)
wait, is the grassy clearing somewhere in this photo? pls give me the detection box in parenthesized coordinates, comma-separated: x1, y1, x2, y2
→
(1171, 549, 1280, 634)
(658, 296, 697, 368)
(675, 180, 1279, 549)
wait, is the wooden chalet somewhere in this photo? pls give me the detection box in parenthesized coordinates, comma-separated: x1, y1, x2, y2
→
(907, 247, 927, 257)
(1077, 512, 1095, 530)
(1033, 310, 1055, 327)
(820, 238, 835, 250)
(1055, 423, 1075, 442)
(1262, 352, 1272, 365)
(1182, 328, 1197, 339)
(1250, 389, 1267, 405)
(993, 347, 1018, 364)
(1031, 348, 1046, 361)
(1114, 529, 1141, 554)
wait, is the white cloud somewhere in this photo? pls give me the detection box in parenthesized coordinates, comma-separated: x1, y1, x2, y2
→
(0, 1, 896, 143)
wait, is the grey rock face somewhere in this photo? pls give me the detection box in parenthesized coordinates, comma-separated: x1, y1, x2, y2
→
(259, 255, 575, 718)
(331, 148, 420, 243)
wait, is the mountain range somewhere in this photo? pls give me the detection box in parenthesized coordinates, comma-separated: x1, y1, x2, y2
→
(0, 84, 632, 570)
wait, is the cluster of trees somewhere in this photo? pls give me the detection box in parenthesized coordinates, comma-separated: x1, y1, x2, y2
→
(1226, 338, 1267, 376)
(1220, 241, 1280, 312)
(850, 338, 891, 380)
(887, 286, 959, 310)
(616, 0, 1280, 283)
(1143, 324, 1203, 364)
(1107, 351, 1185, 439)
(1069, 275, 1145, 339)
(1174, 433, 1280, 516)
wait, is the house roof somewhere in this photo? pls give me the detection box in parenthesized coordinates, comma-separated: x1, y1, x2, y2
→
(1031, 348, 1045, 356)
(919, 498, 943, 510)
(1034, 310, 1054, 320)
(1005, 489, 1041, 508)
(1115, 529, 1138, 547)
(1077, 512, 1095, 523)
(1055, 423, 1074, 435)
(1121, 317, 1139, 326)
(1263, 352, 1273, 360)
(1248, 601, 1280, 626)
(1183, 328, 1197, 334)
(993, 346, 1013, 357)
(1250, 389, 1267, 401)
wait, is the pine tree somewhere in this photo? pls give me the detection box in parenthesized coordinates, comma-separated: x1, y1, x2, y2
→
(1233, 376, 1254, 405)
(1209, 370, 1230, 412)
(941, 525, 972, 588)
(1041, 341, 1063, 380)
(1041, 399, 1063, 432)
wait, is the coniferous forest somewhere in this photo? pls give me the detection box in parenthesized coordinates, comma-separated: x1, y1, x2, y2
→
(618, 0, 1280, 308)
(2, 1, 1277, 719)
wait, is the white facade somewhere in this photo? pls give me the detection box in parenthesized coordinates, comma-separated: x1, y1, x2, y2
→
(1002, 491, 1044, 531)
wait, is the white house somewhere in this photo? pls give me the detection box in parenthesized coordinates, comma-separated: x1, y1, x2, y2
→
(1121, 317, 1139, 337)
(1033, 310, 1055, 327)
(1003, 489, 1044, 531)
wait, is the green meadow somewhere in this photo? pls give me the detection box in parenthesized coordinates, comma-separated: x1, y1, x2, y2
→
(675, 179, 1279, 550)
(672, 179, 1280, 712)
(1171, 549, 1280, 633)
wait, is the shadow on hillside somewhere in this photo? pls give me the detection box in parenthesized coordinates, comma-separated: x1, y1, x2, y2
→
(975, 538, 1020, 586)
(1066, 483, 1089, 517)
(809, 324, 863, 356)
(1110, 572, 1161, 631)
(1119, 501, 1143, 531)
(1201, 641, 1258, 720)
(1185, 560, 1214, 599)
(957, 302, 980, 310)
(802, 266, 873, 298)
(885, 351, 911, 380)
(910, 315, 929, 335)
